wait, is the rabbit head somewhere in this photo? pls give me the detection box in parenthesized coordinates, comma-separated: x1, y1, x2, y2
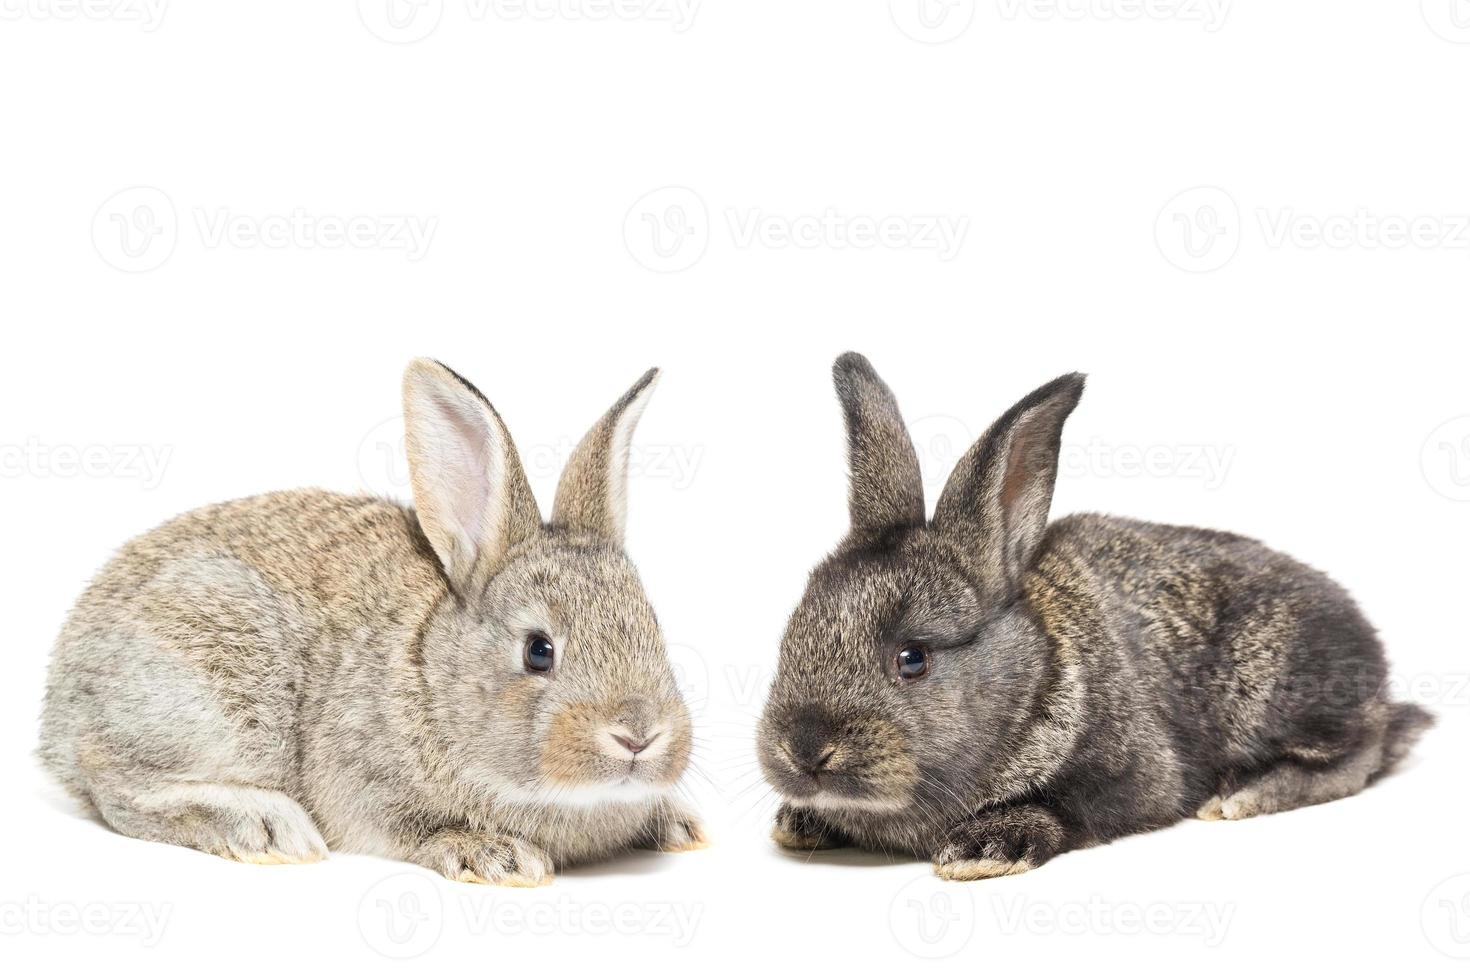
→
(402, 359, 691, 809)
(758, 353, 1085, 824)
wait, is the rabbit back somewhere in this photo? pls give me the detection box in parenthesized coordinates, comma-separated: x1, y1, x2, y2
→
(1031, 512, 1423, 837)
(38, 490, 438, 841)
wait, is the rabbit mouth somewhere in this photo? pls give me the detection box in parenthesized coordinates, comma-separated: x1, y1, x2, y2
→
(759, 708, 915, 809)
(535, 702, 693, 800)
(763, 746, 907, 810)
(516, 750, 684, 808)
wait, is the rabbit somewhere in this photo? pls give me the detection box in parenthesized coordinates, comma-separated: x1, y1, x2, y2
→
(39, 358, 704, 884)
(757, 353, 1432, 881)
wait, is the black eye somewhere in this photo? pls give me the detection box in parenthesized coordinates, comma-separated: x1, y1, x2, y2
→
(524, 633, 555, 673)
(896, 646, 929, 680)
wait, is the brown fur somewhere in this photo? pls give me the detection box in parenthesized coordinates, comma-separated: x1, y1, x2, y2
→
(39, 360, 702, 883)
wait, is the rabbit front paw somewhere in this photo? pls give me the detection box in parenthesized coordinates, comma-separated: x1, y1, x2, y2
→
(414, 829, 554, 887)
(932, 805, 1066, 881)
(772, 803, 849, 851)
(640, 804, 710, 853)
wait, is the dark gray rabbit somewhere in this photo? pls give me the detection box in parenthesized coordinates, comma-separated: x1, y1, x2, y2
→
(757, 353, 1431, 880)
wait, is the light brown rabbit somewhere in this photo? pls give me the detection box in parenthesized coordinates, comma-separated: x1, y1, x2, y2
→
(39, 359, 703, 884)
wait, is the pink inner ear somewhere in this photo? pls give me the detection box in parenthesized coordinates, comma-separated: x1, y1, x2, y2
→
(431, 391, 495, 547)
(999, 423, 1036, 515)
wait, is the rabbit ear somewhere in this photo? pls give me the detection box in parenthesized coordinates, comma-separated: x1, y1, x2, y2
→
(550, 368, 660, 543)
(931, 373, 1086, 599)
(402, 359, 542, 589)
(833, 352, 926, 540)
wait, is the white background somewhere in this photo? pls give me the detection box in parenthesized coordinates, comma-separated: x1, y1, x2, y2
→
(3, 1, 1469, 975)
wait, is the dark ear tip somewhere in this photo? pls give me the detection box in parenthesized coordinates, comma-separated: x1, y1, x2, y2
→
(832, 351, 878, 387)
(1048, 371, 1087, 404)
(626, 366, 660, 396)
(612, 367, 661, 413)
(412, 358, 493, 407)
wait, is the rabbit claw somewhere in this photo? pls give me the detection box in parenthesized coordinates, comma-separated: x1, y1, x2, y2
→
(931, 805, 1065, 881)
(415, 829, 554, 887)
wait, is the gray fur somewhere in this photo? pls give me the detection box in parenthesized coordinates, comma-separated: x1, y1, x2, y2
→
(759, 353, 1432, 879)
(835, 354, 926, 540)
(39, 360, 704, 883)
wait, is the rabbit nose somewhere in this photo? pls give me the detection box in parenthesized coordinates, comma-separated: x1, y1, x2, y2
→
(784, 710, 838, 776)
(601, 724, 666, 760)
(612, 731, 657, 755)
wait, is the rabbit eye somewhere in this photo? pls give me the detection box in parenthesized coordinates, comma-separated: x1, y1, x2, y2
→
(896, 645, 929, 680)
(523, 633, 555, 673)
